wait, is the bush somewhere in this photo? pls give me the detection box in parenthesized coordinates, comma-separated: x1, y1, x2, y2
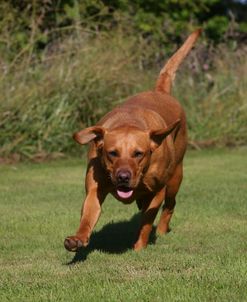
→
(175, 44, 247, 147)
(1, 1, 247, 159)
(0, 27, 246, 159)
(0, 30, 155, 158)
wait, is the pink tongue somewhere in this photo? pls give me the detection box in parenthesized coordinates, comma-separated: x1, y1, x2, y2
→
(117, 189, 133, 199)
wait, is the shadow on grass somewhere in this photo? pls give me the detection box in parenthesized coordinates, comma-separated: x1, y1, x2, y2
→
(66, 212, 157, 265)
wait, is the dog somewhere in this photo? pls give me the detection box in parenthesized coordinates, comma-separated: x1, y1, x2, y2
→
(64, 29, 201, 252)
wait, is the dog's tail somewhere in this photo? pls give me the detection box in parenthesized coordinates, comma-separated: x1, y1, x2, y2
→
(155, 29, 202, 94)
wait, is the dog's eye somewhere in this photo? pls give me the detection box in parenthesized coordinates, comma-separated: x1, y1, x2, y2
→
(133, 150, 144, 158)
(108, 150, 118, 157)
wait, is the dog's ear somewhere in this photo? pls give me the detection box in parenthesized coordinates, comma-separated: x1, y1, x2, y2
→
(149, 119, 181, 151)
(73, 126, 105, 146)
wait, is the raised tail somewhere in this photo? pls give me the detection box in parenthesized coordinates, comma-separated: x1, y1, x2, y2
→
(155, 29, 202, 94)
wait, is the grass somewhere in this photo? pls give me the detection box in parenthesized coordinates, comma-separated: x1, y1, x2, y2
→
(1, 28, 247, 158)
(0, 31, 153, 158)
(0, 149, 247, 301)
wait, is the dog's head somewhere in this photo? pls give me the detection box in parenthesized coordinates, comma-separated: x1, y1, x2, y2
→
(73, 120, 180, 200)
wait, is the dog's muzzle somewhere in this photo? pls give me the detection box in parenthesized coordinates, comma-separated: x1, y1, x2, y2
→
(116, 170, 133, 199)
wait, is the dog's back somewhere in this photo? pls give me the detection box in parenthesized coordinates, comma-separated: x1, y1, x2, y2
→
(98, 29, 201, 164)
(121, 91, 187, 163)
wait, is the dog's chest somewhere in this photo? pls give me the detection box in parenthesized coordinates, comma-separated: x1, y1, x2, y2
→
(142, 162, 169, 192)
(142, 146, 175, 192)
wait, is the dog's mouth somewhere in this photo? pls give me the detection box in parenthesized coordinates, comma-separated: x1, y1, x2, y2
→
(116, 186, 134, 199)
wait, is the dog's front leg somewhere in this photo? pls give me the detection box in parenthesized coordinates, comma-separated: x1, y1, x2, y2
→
(64, 187, 106, 252)
(134, 188, 165, 251)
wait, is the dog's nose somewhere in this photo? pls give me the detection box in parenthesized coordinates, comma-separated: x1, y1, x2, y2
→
(117, 170, 131, 184)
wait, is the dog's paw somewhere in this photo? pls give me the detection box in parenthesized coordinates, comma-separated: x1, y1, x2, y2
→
(156, 225, 171, 236)
(64, 236, 86, 252)
(133, 239, 147, 252)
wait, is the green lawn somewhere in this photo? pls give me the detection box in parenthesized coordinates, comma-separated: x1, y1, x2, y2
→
(0, 149, 246, 302)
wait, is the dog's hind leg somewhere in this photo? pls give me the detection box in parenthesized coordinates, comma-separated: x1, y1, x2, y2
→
(134, 188, 165, 251)
(157, 163, 183, 235)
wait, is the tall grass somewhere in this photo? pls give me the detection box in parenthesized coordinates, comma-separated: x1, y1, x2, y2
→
(0, 29, 246, 159)
(0, 30, 153, 158)
(175, 44, 247, 147)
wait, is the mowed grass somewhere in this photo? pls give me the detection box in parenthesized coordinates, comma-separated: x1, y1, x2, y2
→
(0, 149, 246, 302)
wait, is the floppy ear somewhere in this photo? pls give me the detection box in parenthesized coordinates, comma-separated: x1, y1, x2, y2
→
(150, 119, 181, 151)
(73, 126, 105, 145)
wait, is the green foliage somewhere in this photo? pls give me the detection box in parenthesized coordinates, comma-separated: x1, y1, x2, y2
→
(0, 0, 246, 61)
(0, 31, 153, 158)
(0, 0, 247, 159)
(175, 44, 247, 146)
(205, 16, 229, 41)
(0, 27, 246, 159)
